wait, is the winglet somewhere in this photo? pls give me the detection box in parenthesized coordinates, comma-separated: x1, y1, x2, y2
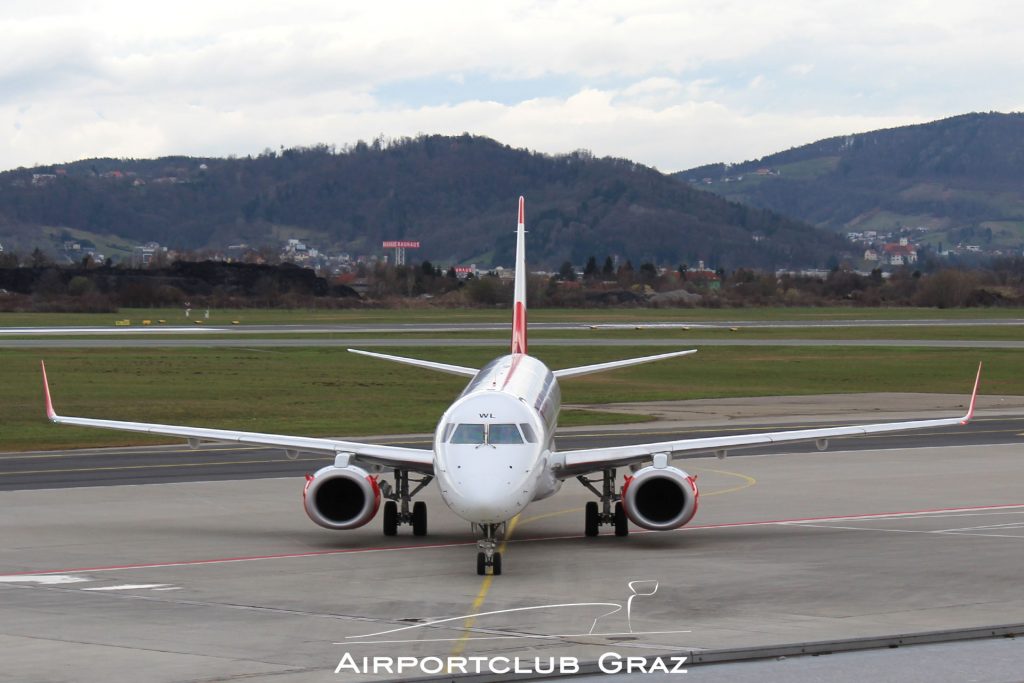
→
(961, 361, 982, 425)
(41, 360, 57, 421)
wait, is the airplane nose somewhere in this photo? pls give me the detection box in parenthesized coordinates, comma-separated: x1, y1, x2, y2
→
(438, 446, 535, 523)
(449, 481, 527, 523)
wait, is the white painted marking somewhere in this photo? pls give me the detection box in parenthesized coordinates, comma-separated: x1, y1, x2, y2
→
(336, 629, 693, 646)
(779, 505, 1024, 525)
(746, 443, 1015, 459)
(0, 574, 91, 585)
(0, 327, 226, 335)
(937, 521, 1024, 533)
(787, 510, 1024, 540)
(81, 584, 170, 591)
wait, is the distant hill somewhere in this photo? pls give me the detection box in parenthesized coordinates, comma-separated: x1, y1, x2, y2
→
(0, 135, 847, 269)
(675, 113, 1024, 252)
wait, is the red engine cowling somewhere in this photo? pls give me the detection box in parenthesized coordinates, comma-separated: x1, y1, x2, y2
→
(303, 465, 381, 530)
(621, 465, 699, 531)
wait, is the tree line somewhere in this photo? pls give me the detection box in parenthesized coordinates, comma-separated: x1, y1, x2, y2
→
(3, 252, 1022, 312)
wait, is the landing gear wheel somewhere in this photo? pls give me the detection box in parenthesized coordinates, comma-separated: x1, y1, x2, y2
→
(476, 552, 486, 576)
(412, 501, 428, 536)
(585, 501, 599, 537)
(382, 500, 398, 536)
(492, 552, 502, 576)
(614, 501, 629, 537)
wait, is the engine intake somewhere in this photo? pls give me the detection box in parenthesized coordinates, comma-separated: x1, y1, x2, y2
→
(303, 465, 381, 530)
(621, 465, 699, 531)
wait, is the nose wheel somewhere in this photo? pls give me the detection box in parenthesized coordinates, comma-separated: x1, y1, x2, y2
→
(474, 523, 504, 575)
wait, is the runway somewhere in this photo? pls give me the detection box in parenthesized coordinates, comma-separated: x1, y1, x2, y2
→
(2, 416, 1023, 682)
(4, 336, 1024, 349)
(3, 317, 1024, 337)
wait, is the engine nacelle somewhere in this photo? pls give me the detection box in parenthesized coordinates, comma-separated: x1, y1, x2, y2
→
(621, 465, 699, 531)
(303, 465, 381, 530)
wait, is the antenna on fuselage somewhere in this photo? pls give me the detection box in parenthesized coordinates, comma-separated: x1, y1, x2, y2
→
(511, 196, 528, 355)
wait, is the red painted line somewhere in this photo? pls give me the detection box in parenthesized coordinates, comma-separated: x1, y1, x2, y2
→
(3, 539, 479, 576)
(510, 503, 1024, 543)
(7, 503, 1022, 577)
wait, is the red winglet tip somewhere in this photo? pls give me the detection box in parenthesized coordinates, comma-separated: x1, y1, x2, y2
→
(40, 360, 56, 420)
(518, 196, 525, 225)
(962, 361, 982, 424)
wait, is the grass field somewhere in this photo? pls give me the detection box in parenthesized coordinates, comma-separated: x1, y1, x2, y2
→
(3, 345, 1018, 452)
(3, 306, 1024, 328)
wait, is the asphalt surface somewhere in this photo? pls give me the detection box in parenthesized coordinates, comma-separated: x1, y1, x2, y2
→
(4, 336, 1024, 348)
(2, 440, 1023, 683)
(567, 637, 1024, 683)
(3, 317, 1024, 336)
(3, 416, 1023, 490)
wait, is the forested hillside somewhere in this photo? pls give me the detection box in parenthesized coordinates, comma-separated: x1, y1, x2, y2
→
(0, 135, 847, 269)
(676, 113, 1024, 251)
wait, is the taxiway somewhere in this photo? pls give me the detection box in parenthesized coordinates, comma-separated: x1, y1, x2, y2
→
(2, 417, 1022, 682)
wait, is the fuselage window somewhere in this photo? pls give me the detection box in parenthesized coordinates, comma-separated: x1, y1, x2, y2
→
(489, 423, 524, 445)
(450, 423, 485, 444)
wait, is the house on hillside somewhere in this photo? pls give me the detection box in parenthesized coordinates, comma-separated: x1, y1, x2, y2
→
(685, 263, 721, 290)
(882, 243, 918, 266)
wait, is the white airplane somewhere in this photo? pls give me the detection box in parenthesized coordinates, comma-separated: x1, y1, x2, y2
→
(40, 197, 982, 575)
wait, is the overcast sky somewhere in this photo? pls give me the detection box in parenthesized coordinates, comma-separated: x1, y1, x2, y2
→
(2, 0, 1022, 173)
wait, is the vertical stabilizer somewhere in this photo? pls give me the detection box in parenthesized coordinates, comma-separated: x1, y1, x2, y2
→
(512, 196, 528, 354)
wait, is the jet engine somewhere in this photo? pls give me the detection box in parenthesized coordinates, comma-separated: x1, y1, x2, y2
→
(303, 464, 381, 530)
(621, 465, 699, 531)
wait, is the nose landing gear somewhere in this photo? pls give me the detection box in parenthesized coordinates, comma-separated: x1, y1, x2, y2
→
(474, 522, 505, 575)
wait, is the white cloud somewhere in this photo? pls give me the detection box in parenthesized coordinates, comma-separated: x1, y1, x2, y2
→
(1, 0, 1023, 170)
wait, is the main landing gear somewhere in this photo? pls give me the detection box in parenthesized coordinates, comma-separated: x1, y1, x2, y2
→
(474, 522, 505, 575)
(578, 468, 629, 537)
(379, 469, 433, 537)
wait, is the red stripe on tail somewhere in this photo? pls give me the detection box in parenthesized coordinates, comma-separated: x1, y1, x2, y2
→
(512, 301, 527, 354)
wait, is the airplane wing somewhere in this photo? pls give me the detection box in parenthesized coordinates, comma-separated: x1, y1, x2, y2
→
(40, 362, 434, 474)
(555, 363, 982, 477)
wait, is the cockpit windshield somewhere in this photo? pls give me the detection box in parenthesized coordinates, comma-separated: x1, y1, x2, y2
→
(450, 423, 486, 444)
(488, 424, 524, 444)
(447, 423, 525, 445)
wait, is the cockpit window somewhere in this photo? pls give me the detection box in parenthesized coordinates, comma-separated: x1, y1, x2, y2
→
(519, 423, 537, 443)
(441, 423, 456, 443)
(447, 423, 525, 445)
(450, 423, 485, 444)
(488, 424, 524, 444)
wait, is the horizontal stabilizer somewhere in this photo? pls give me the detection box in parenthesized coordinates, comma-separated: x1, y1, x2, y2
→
(553, 349, 697, 379)
(348, 349, 478, 377)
